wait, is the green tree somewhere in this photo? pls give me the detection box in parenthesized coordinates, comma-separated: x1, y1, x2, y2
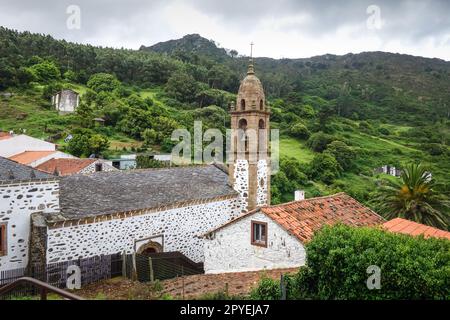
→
(309, 153, 342, 184)
(373, 163, 450, 229)
(306, 132, 335, 152)
(66, 132, 109, 157)
(165, 71, 199, 103)
(27, 60, 61, 83)
(324, 141, 356, 170)
(87, 73, 121, 93)
(289, 122, 311, 140)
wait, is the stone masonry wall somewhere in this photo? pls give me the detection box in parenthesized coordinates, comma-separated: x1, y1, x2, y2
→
(0, 180, 59, 271)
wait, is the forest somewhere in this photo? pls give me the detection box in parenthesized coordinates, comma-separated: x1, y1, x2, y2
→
(0, 27, 449, 228)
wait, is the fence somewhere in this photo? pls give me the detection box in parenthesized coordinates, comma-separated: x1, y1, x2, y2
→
(1, 251, 203, 299)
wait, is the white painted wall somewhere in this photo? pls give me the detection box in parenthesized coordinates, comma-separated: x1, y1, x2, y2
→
(46, 197, 241, 264)
(0, 180, 59, 271)
(0, 135, 55, 158)
(29, 151, 77, 168)
(204, 212, 306, 274)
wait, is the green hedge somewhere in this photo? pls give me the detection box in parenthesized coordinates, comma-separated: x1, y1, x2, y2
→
(251, 224, 450, 300)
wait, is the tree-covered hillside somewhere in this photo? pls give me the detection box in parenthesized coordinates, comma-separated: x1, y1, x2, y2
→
(0, 27, 449, 227)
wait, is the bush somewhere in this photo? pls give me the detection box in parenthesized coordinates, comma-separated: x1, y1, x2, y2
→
(289, 122, 311, 140)
(325, 140, 356, 170)
(306, 132, 335, 152)
(308, 153, 342, 184)
(289, 224, 450, 300)
(87, 73, 121, 93)
(250, 276, 281, 300)
(27, 60, 61, 83)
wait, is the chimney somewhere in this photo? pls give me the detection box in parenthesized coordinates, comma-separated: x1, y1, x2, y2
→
(295, 190, 305, 201)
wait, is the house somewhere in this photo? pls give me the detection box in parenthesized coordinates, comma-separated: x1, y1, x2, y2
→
(36, 158, 118, 176)
(383, 218, 450, 240)
(374, 165, 402, 177)
(0, 157, 59, 271)
(111, 154, 137, 170)
(8, 150, 76, 168)
(0, 133, 56, 158)
(201, 193, 385, 274)
(52, 89, 79, 114)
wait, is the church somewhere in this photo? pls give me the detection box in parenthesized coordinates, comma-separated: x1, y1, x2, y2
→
(0, 60, 384, 278)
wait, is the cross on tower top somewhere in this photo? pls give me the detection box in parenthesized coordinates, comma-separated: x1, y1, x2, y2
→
(247, 42, 255, 75)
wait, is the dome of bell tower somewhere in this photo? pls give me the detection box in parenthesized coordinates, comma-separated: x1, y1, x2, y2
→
(236, 61, 266, 111)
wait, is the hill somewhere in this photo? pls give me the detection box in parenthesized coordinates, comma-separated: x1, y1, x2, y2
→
(0, 27, 449, 223)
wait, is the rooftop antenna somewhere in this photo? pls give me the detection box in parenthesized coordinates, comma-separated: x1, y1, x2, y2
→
(247, 42, 255, 75)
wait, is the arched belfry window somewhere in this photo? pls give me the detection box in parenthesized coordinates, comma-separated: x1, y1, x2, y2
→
(260, 99, 264, 110)
(238, 118, 248, 130)
(259, 119, 265, 129)
(241, 99, 246, 111)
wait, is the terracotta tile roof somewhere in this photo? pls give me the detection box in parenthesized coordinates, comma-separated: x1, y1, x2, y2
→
(0, 132, 12, 140)
(36, 158, 97, 176)
(383, 218, 450, 240)
(202, 193, 385, 242)
(9, 150, 57, 165)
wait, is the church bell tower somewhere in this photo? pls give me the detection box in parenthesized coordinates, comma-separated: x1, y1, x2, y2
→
(229, 47, 271, 213)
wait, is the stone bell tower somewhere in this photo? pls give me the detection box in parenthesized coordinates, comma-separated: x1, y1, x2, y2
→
(229, 49, 271, 213)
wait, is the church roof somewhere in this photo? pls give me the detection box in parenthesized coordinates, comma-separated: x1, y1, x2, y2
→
(202, 193, 385, 243)
(0, 156, 55, 181)
(55, 165, 237, 220)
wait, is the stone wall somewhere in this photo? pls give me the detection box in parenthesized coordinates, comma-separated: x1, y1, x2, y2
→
(79, 160, 117, 174)
(256, 159, 268, 206)
(233, 159, 249, 213)
(0, 179, 59, 271)
(46, 197, 241, 264)
(204, 212, 306, 274)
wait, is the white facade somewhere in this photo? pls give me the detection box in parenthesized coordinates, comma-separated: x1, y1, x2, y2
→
(46, 197, 241, 264)
(0, 135, 56, 158)
(0, 180, 59, 271)
(203, 212, 306, 274)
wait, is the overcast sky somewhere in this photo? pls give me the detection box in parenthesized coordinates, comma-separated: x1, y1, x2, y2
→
(0, 0, 449, 60)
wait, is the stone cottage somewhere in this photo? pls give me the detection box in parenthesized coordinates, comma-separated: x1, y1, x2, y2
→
(36, 158, 117, 176)
(201, 193, 385, 274)
(52, 89, 79, 114)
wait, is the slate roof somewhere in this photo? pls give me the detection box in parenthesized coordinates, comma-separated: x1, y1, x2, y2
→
(57, 165, 237, 220)
(9, 150, 57, 165)
(0, 156, 55, 181)
(37, 158, 96, 176)
(203, 193, 385, 243)
(383, 218, 450, 240)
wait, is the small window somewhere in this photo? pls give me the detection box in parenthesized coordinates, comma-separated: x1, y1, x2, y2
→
(241, 99, 246, 111)
(0, 224, 7, 257)
(260, 99, 264, 110)
(251, 221, 267, 247)
(95, 163, 103, 172)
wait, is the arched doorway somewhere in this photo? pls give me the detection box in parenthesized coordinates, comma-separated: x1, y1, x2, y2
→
(137, 240, 163, 255)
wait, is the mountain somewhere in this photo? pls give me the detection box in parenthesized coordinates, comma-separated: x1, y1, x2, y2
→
(140, 34, 231, 61)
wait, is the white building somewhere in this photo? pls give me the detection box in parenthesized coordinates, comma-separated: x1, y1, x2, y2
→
(8, 150, 76, 168)
(52, 89, 80, 114)
(0, 134, 56, 158)
(202, 193, 385, 274)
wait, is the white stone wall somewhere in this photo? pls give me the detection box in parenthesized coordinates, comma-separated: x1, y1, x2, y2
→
(78, 160, 118, 174)
(256, 159, 268, 206)
(0, 180, 59, 271)
(233, 159, 249, 213)
(0, 135, 55, 158)
(204, 212, 306, 274)
(46, 197, 240, 264)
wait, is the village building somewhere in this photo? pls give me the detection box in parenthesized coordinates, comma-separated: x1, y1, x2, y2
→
(36, 158, 117, 176)
(52, 89, 80, 114)
(0, 133, 56, 158)
(201, 193, 385, 274)
(8, 150, 76, 168)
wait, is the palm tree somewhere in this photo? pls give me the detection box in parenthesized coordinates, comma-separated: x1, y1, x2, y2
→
(373, 163, 450, 229)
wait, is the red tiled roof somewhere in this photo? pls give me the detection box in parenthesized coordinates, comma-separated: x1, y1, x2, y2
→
(383, 218, 450, 240)
(9, 151, 57, 165)
(202, 193, 385, 242)
(0, 132, 12, 140)
(36, 158, 96, 176)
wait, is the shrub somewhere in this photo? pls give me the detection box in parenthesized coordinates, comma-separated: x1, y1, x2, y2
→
(306, 132, 335, 152)
(308, 153, 342, 184)
(87, 73, 121, 93)
(325, 141, 356, 170)
(289, 224, 450, 300)
(289, 122, 311, 140)
(250, 276, 281, 300)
